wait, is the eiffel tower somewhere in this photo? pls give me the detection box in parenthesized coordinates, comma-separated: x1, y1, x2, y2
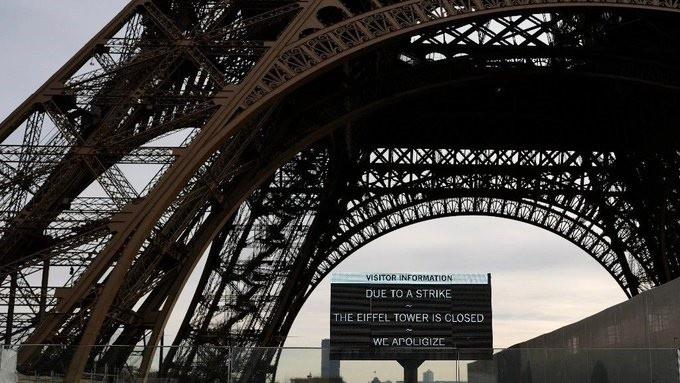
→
(2, 0, 680, 381)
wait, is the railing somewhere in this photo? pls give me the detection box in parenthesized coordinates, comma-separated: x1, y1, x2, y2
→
(1, 346, 679, 382)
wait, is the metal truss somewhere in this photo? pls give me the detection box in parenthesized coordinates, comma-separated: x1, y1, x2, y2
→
(166, 144, 673, 381)
(318, 148, 654, 293)
(1, 1, 680, 381)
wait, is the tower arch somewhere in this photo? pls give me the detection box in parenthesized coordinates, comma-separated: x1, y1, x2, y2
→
(2, 2, 680, 381)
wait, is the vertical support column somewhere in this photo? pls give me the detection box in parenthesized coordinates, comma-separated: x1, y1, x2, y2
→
(39, 259, 50, 319)
(659, 186, 672, 281)
(159, 333, 164, 369)
(398, 360, 423, 383)
(4, 272, 17, 345)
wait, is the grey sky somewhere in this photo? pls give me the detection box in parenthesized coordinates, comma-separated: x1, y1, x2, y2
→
(0, 1, 129, 121)
(281, 217, 625, 382)
(0, 2, 627, 382)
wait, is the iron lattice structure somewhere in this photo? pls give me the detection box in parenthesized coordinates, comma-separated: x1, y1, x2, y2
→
(2, 0, 680, 381)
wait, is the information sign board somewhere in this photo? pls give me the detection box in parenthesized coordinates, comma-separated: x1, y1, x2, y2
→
(330, 273, 492, 360)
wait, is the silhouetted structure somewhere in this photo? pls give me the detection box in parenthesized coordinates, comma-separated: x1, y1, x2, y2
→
(3, 0, 680, 381)
(322, 339, 340, 378)
(423, 370, 434, 383)
(468, 276, 680, 382)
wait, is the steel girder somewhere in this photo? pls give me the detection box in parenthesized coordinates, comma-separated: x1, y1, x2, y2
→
(165, 141, 680, 382)
(2, 1, 680, 381)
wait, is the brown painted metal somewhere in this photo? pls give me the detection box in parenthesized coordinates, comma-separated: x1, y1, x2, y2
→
(2, 0, 680, 381)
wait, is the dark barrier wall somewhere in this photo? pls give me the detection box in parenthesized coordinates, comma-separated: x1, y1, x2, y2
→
(469, 276, 680, 382)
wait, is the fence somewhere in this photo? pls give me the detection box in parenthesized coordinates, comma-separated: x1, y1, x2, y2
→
(1, 346, 679, 383)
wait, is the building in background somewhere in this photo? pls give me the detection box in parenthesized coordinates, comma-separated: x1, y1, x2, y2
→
(290, 377, 343, 383)
(0, 348, 17, 382)
(321, 339, 340, 378)
(423, 369, 434, 383)
(289, 341, 343, 383)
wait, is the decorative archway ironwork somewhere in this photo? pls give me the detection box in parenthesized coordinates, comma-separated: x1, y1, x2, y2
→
(1, 1, 680, 381)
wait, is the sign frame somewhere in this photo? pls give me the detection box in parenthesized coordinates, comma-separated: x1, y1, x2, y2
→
(330, 272, 492, 361)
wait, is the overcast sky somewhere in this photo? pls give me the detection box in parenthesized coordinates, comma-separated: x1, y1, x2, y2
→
(0, 2, 627, 382)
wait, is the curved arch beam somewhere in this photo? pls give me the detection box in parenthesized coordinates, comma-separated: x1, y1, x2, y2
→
(250, 199, 635, 381)
(315, 196, 634, 295)
(245, 0, 680, 106)
(93, 3, 680, 300)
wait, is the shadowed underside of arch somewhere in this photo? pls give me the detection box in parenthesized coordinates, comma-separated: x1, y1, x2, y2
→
(2, 1, 680, 381)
